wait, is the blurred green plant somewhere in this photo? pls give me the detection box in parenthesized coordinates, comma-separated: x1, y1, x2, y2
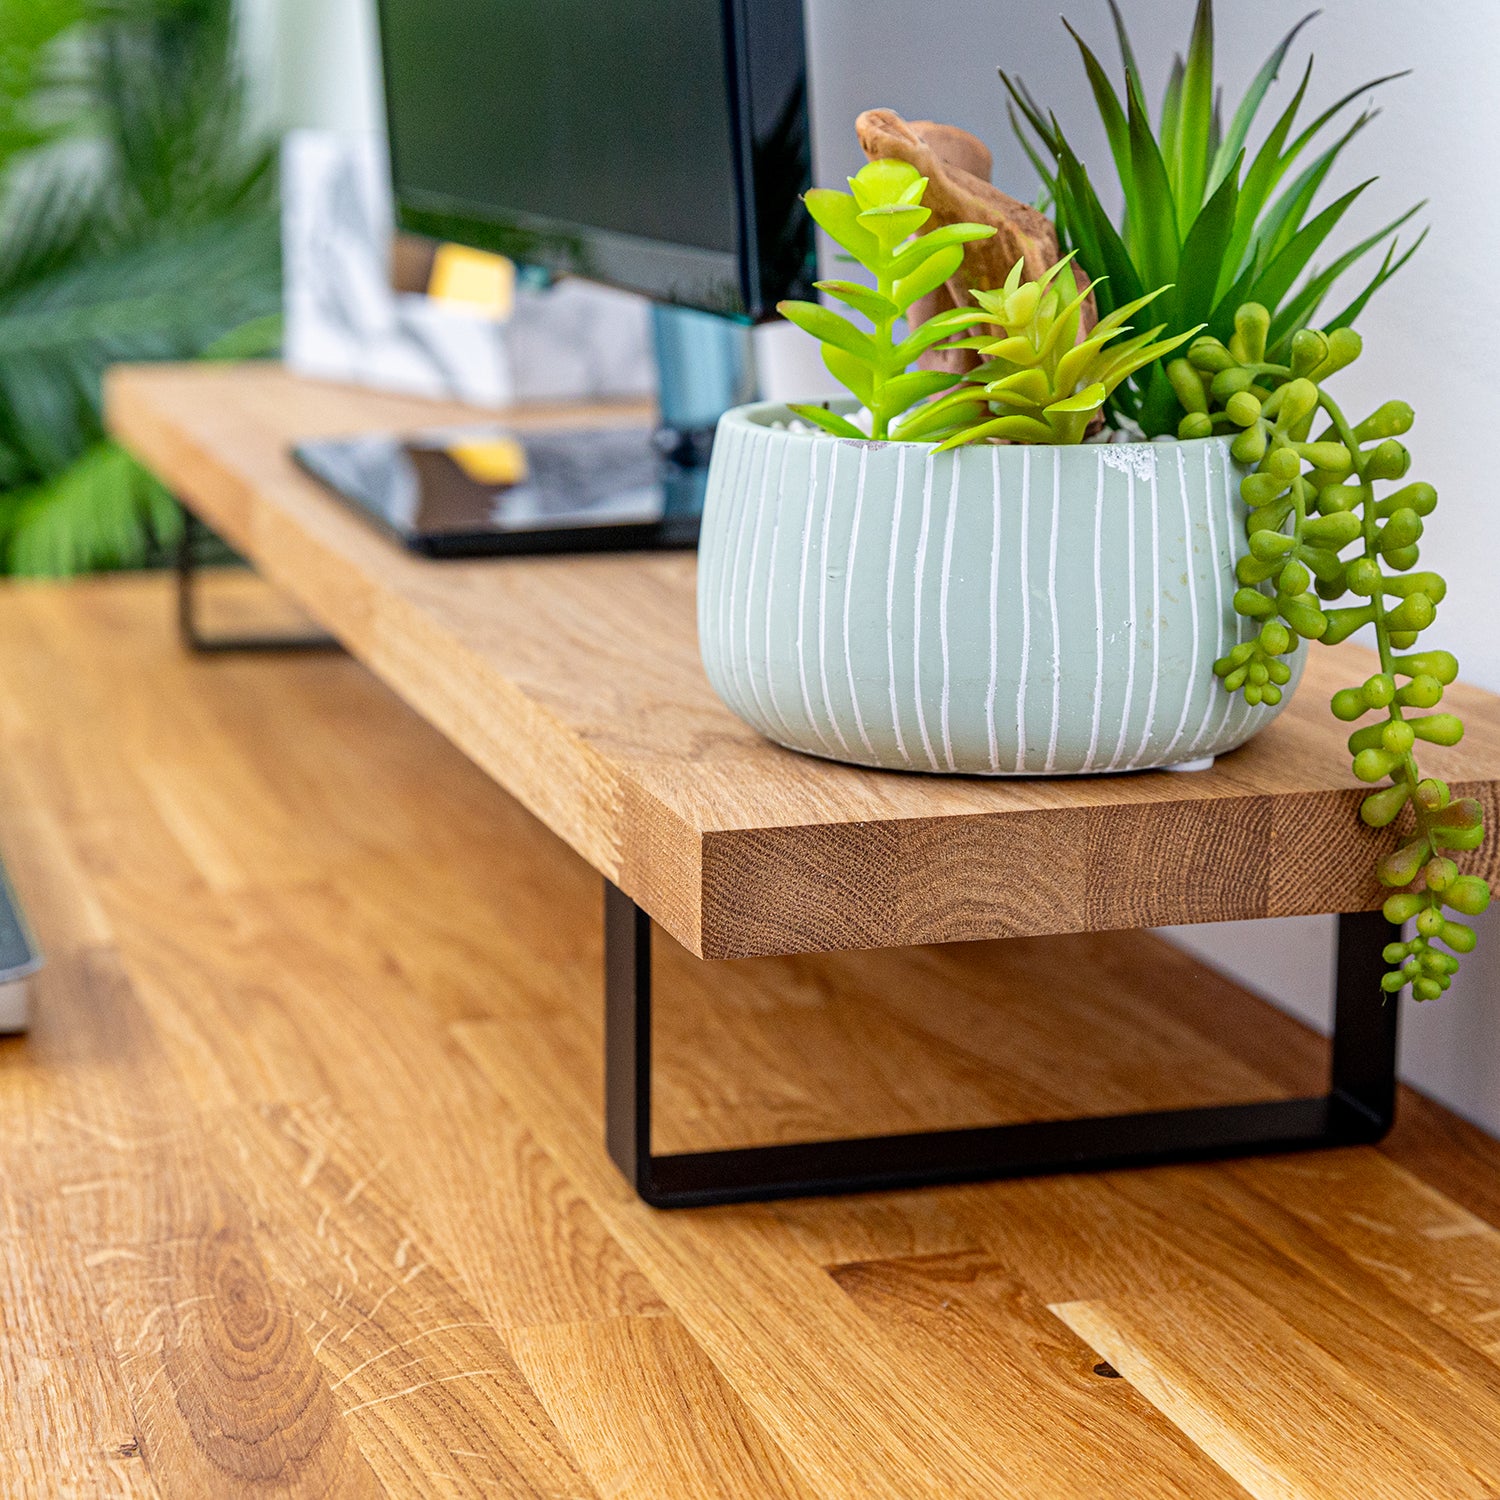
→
(0, 0, 280, 575)
(776, 158, 995, 440)
(1003, 0, 1426, 437)
(1177, 305, 1490, 998)
(897, 253, 1198, 448)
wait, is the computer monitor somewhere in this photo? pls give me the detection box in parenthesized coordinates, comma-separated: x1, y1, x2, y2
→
(375, 0, 815, 322)
(295, 0, 814, 558)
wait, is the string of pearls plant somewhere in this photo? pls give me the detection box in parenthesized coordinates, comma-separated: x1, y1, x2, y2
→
(1172, 305, 1491, 1000)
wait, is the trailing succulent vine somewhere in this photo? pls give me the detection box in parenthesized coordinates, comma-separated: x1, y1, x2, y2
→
(1172, 304, 1491, 999)
(778, 171, 1195, 452)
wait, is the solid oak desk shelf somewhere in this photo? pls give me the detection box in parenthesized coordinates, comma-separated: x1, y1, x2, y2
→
(107, 364, 1500, 1206)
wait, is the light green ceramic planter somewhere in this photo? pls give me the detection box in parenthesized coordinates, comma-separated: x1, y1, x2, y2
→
(697, 400, 1305, 776)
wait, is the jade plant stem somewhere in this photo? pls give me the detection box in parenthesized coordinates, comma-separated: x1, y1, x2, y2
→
(866, 265, 902, 440)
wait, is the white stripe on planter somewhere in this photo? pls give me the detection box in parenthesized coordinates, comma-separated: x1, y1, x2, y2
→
(1106, 464, 1139, 770)
(795, 441, 835, 755)
(720, 426, 757, 711)
(740, 432, 781, 733)
(1083, 451, 1106, 771)
(986, 445, 1002, 772)
(1014, 446, 1032, 773)
(939, 456, 961, 772)
(760, 437, 798, 743)
(702, 423, 738, 687)
(1044, 448, 1063, 773)
(842, 445, 876, 759)
(885, 447, 912, 767)
(912, 452, 940, 771)
(725, 429, 768, 717)
(1129, 459, 1163, 767)
(1186, 440, 1227, 757)
(1162, 446, 1203, 763)
(706, 423, 747, 698)
(816, 441, 852, 755)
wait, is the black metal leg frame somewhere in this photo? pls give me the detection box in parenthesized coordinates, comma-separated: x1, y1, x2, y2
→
(605, 882, 1400, 1209)
(176, 510, 338, 654)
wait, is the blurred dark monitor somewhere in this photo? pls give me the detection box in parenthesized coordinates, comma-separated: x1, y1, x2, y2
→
(375, 0, 814, 321)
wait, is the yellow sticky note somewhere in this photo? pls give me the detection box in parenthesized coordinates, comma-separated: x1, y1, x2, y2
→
(447, 438, 528, 487)
(427, 244, 515, 320)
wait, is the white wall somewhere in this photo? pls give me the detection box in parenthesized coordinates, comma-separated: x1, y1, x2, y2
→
(251, 0, 1500, 1133)
(242, 0, 383, 136)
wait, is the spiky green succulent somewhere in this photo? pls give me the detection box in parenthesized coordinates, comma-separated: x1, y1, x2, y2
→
(898, 253, 1198, 448)
(1004, 0, 1426, 436)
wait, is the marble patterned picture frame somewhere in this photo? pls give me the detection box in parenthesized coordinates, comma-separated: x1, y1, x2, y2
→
(281, 131, 657, 407)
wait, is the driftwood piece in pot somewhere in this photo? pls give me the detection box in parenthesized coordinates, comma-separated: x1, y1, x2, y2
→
(855, 109, 1093, 375)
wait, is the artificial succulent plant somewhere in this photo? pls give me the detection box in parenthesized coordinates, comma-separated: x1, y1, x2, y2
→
(896, 253, 1197, 448)
(775, 159, 995, 441)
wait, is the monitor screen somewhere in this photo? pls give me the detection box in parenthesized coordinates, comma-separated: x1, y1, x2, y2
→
(377, 0, 814, 320)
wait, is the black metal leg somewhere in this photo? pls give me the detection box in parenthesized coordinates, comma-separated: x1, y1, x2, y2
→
(603, 882, 1400, 1209)
(1330, 906, 1403, 1129)
(176, 511, 339, 655)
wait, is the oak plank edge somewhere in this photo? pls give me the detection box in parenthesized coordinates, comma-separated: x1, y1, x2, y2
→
(696, 781, 1500, 958)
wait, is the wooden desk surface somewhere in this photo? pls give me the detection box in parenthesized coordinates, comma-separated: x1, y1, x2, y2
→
(4, 571, 1500, 1499)
(107, 363, 1500, 958)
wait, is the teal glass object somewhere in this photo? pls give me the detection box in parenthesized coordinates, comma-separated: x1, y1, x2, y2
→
(651, 304, 756, 437)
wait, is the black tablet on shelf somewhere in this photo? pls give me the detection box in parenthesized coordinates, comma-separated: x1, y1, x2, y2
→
(292, 424, 706, 558)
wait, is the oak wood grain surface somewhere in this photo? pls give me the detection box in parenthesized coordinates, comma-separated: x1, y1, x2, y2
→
(105, 363, 1500, 959)
(3, 570, 1500, 1498)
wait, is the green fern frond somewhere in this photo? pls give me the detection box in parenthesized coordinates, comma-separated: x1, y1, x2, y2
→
(0, 0, 280, 574)
(0, 440, 180, 576)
